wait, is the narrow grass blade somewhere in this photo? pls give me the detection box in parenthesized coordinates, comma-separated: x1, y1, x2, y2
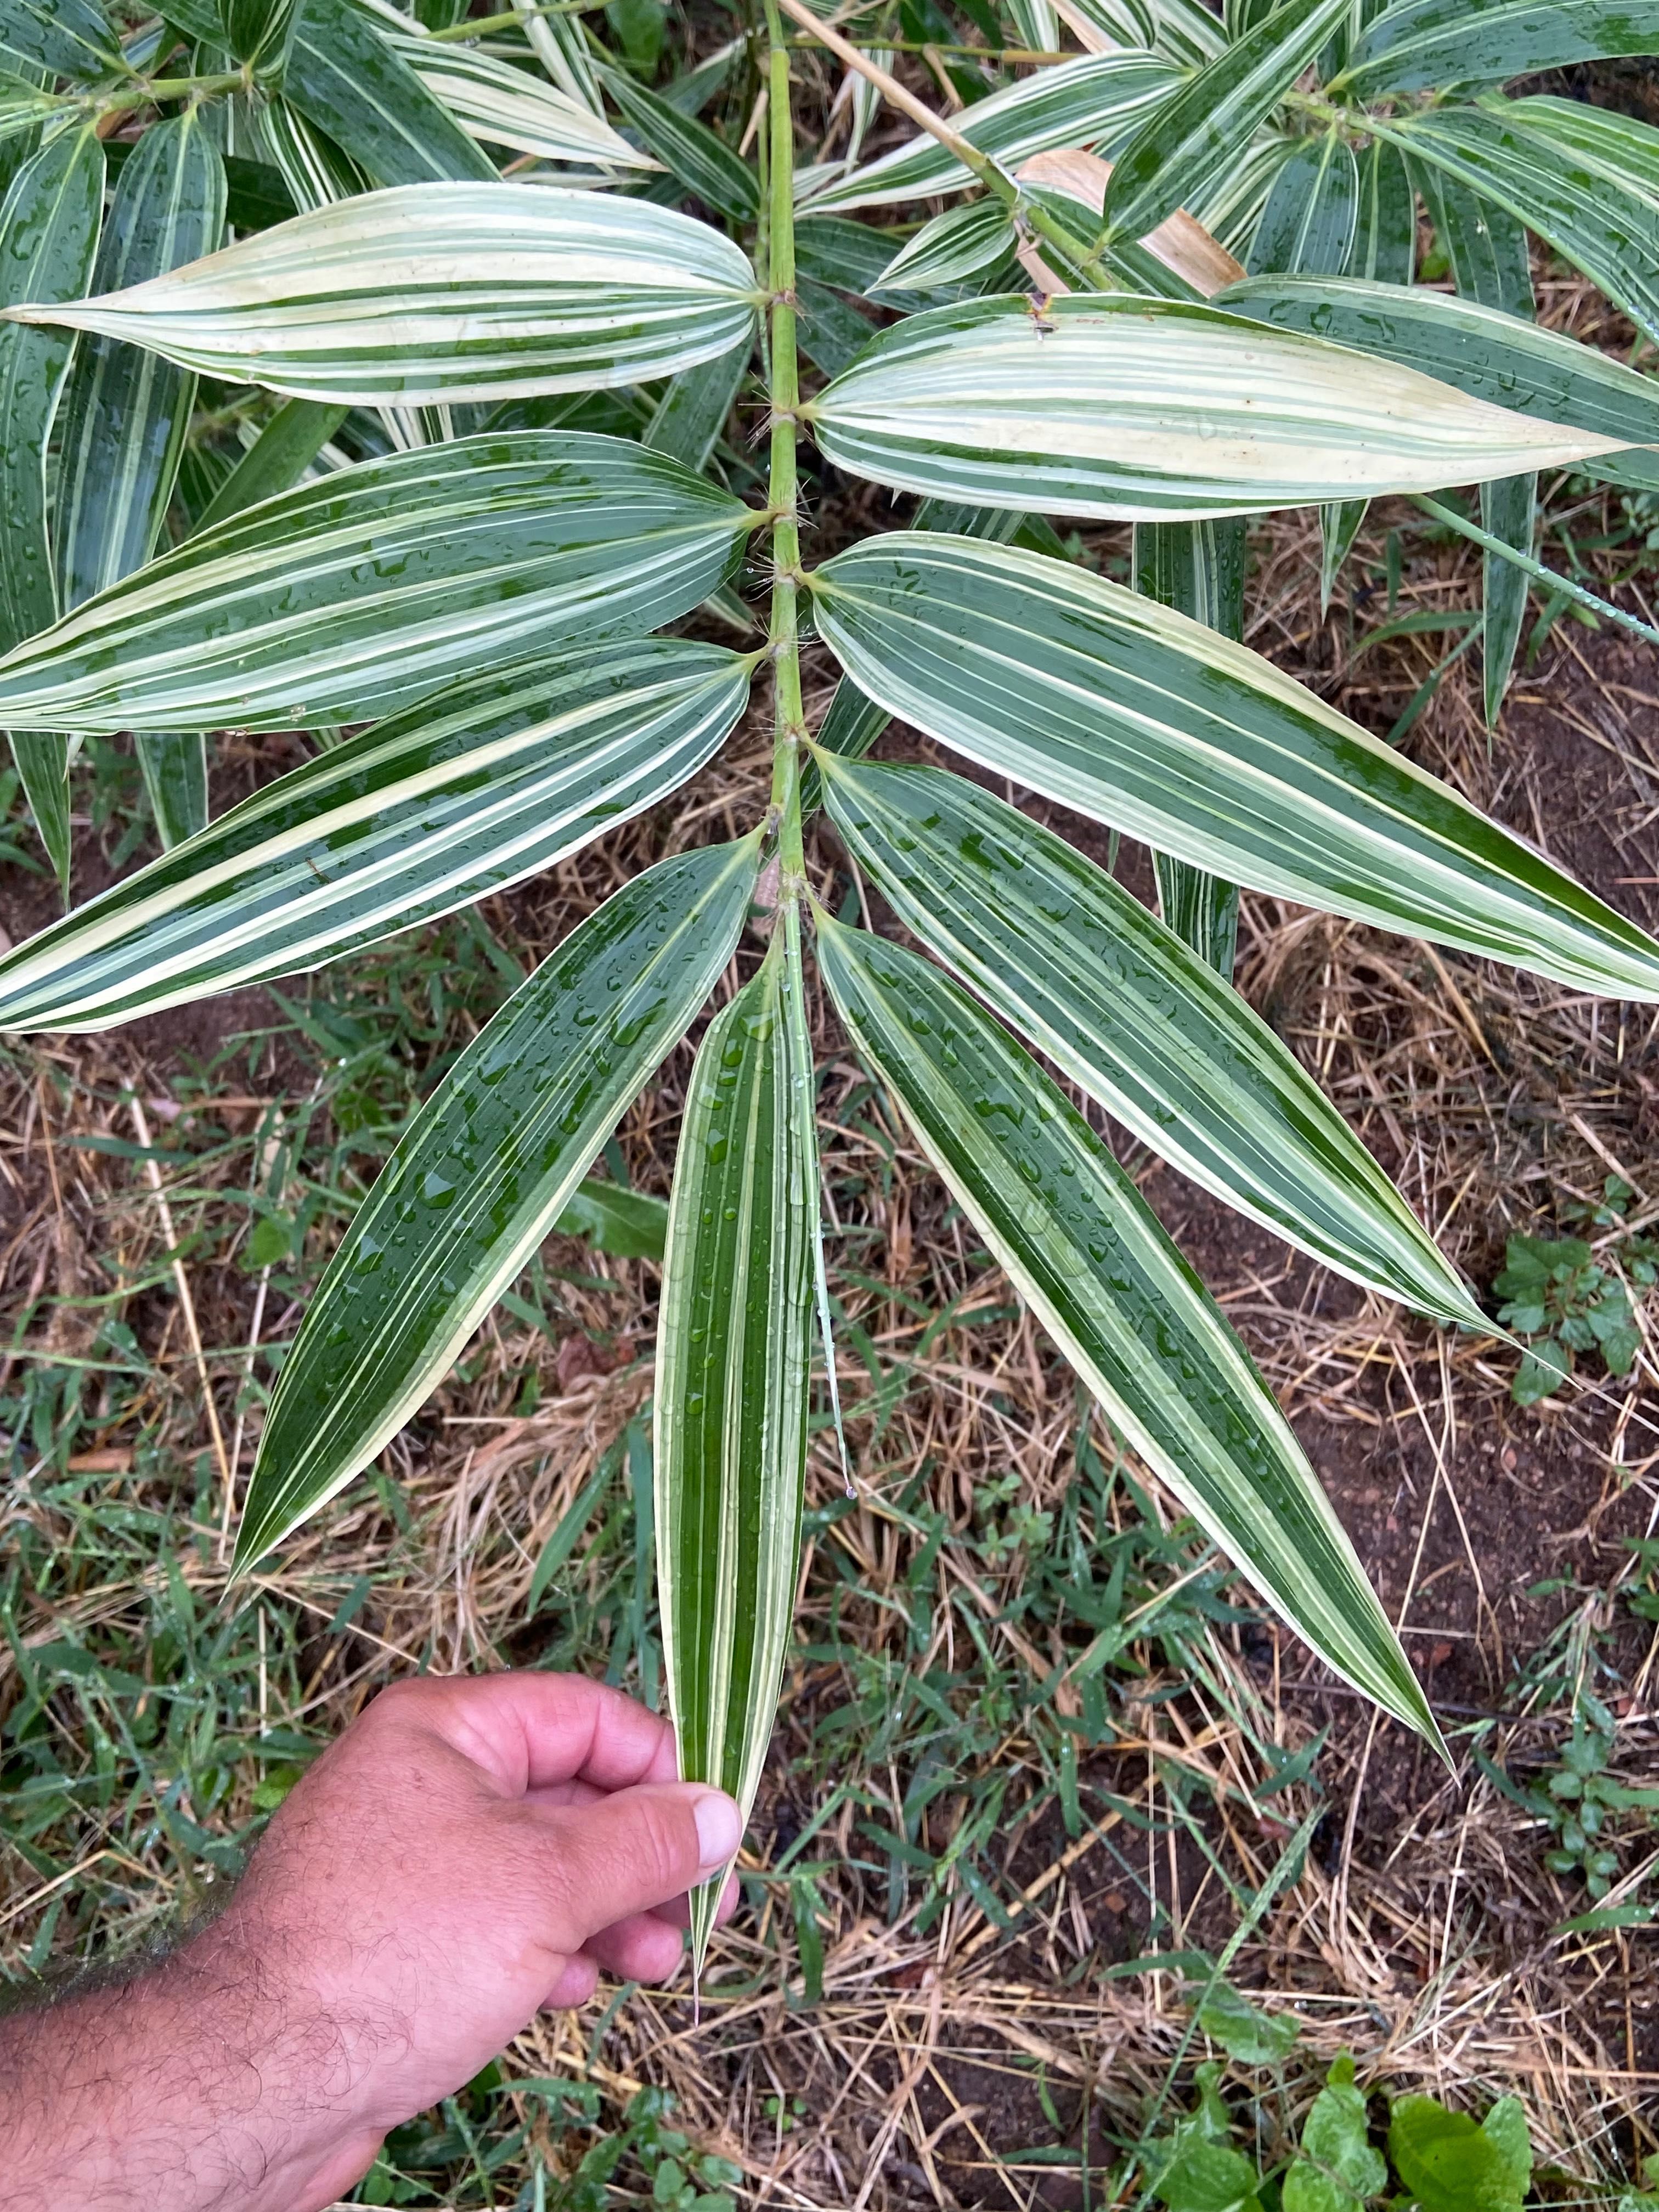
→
(0, 639, 755, 1030)
(1133, 517, 1244, 978)
(236, 834, 759, 1566)
(1337, 0, 1659, 99)
(55, 116, 225, 608)
(799, 53, 1178, 212)
(819, 757, 1485, 1328)
(1102, 0, 1351, 245)
(283, 0, 496, 187)
(0, 432, 757, 734)
(136, 732, 208, 850)
(5, 184, 761, 406)
(806, 294, 1629, 521)
(816, 914, 1437, 1742)
(808, 532, 1659, 998)
(656, 933, 815, 1971)
(192, 398, 350, 533)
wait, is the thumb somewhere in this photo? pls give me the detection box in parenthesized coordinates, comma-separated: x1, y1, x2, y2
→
(529, 1781, 742, 1952)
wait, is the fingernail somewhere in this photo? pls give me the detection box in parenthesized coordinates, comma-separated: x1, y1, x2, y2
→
(692, 1791, 742, 1870)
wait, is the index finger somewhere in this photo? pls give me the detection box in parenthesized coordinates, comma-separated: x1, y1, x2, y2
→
(373, 1671, 679, 1797)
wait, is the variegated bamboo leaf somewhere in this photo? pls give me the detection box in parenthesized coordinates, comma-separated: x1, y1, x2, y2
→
(0, 433, 758, 733)
(135, 733, 208, 851)
(1336, 0, 1659, 99)
(808, 532, 1659, 998)
(192, 397, 351, 533)
(874, 199, 1015, 292)
(819, 756, 1484, 1328)
(0, 0, 121, 82)
(4, 184, 762, 405)
(388, 26, 654, 168)
(282, 0, 497, 187)
(805, 295, 1630, 520)
(656, 927, 816, 1971)
(797, 53, 1179, 213)
(0, 639, 754, 1029)
(815, 914, 1438, 1743)
(236, 834, 760, 1567)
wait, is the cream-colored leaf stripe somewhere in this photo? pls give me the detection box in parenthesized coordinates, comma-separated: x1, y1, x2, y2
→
(806, 295, 1633, 520)
(2, 184, 761, 404)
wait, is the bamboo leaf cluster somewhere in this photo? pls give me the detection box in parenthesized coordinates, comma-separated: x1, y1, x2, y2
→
(5, 0, 1659, 1960)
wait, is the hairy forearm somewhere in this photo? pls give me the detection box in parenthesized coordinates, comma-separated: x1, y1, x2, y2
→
(0, 1917, 382, 2212)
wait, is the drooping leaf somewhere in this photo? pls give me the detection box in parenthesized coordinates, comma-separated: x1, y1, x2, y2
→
(281, 0, 498, 187)
(1133, 517, 1245, 978)
(1246, 127, 1358, 278)
(0, 639, 756, 1030)
(797, 52, 1179, 213)
(192, 398, 351, 533)
(1338, 0, 1659, 99)
(235, 834, 759, 1566)
(1102, 0, 1351, 245)
(0, 432, 757, 733)
(1496, 93, 1659, 210)
(818, 756, 1485, 1327)
(805, 295, 1628, 521)
(808, 532, 1659, 999)
(816, 914, 1437, 1741)
(0, 0, 121, 82)
(55, 114, 227, 609)
(5, 183, 761, 405)
(599, 64, 758, 218)
(1378, 96, 1659, 348)
(656, 926, 816, 1969)
(387, 26, 653, 169)
(135, 733, 208, 850)
(0, 125, 101, 890)
(1353, 138, 1415, 285)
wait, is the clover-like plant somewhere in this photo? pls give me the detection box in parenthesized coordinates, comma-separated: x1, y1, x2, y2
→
(4, 0, 1659, 1967)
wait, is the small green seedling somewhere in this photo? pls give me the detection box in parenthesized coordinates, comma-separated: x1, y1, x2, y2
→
(1492, 1178, 1655, 1404)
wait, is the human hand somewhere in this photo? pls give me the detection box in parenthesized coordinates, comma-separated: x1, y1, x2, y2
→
(0, 1672, 741, 2212)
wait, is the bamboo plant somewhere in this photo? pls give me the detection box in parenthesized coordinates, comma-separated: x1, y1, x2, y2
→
(4, 0, 1659, 1967)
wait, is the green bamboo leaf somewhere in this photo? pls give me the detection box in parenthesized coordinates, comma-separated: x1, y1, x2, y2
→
(1480, 471, 1535, 726)
(599, 64, 758, 219)
(805, 295, 1630, 521)
(1133, 517, 1244, 978)
(1215, 274, 1659, 451)
(0, 0, 121, 82)
(281, 0, 497, 187)
(135, 733, 208, 851)
(797, 53, 1178, 213)
(55, 115, 227, 610)
(644, 339, 749, 473)
(0, 639, 756, 1030)
(1376, 96, 1659, 348)
(1102, 0, 1351, 246)
(1246, 128, 1358, 278)
(808, 531, 1659, 998)
(1354, 139, 1415, 285)
(5, 183, 762, 404)
(1337, 0, 1659, 99)
(192, 398, 351, 534)
(236, 834, 759, 1566)
(874, 199, 1015, 293)
(656, 928, 815, 1968)
(819, 757, 1483, 1327)
(0, 74, 73, 145)
(386, 28, 654, 169)
(816, 914, 1437, 1741)
(0, 432, 758, 734)
(555, 1176, 669, 1257)
(0, 125, 100, 891)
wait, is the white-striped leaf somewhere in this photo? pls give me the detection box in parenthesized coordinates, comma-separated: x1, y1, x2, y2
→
(135, 732, 208, 851)
(796, 53, 1179, 213)
(656, 927, 816, 1970)
(0, 0, 121, 81)
(874, 199, 1015, 292)
(1336, 0, 1659, 100)
(816, 914, 1437, 1743)
(806, 295, 1630, 520)
(0, 639, 755, 1030)
(0, 431, 757, 733)
(236, 834, 760, 1566)
(281, 0, 496, 187)
(808, 532, 1659, 999)
(4, 184, 761, 405)
(1102, 0, 1350, 244)
(388, 27, 654, 168)
(819, 756, 1485, 1327)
